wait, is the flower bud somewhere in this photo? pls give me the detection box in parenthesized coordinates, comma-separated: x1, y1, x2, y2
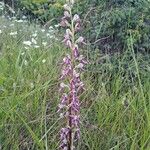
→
(59, 82, 69, 92)
(76, 36, 84, 43)
(66, 40, 72, 48)
(73, 14, 80, 22)
(75, 22, 81, 32)
(73, 45, 79, 58)
(63, 54, 71, 65)
(66, 29, 73, 37)
(64, 11, 71, 18)
(64, 4, 71, 12)
(60, 19, 70, 27)
(75, 63, 84, 69)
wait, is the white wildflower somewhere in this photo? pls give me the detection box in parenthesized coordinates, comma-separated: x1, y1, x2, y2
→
(10, 31, 17, 36)
(34, 45, 40, 48)
(30, 82, 34, 89)
(16, 20, 24, 23)
(21, 52, 25, 55)
(32, 33, 37, 37)
(46, 33, 50, 37)
(42, 42, 47, 46)
(23, 41, 32, 46)
(24, 60, 28, 66)
(10, 24, 14, 27)
(31, 38, 37, 44)
(54, 24, 60, 28)
(0, 2, 4, 10)
(0, 6, 4, 11)
(49, 35, 54, 39)
(49, 26, 54, 30)
(42, 59, 46, 63)
(24, 47, 29, 50)
(22, 15, 27, 19)
(11, 9, 15, 14)
(41, 29, 45, 32)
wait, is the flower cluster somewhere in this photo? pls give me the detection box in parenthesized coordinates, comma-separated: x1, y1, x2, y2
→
(58, 1, 87, 150)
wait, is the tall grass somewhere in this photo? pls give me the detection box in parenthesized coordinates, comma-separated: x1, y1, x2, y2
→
(0, 16, 150, 150)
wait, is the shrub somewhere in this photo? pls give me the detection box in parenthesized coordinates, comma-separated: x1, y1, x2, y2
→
(19, 0, 65, 24)
(75, 0, 150, 53)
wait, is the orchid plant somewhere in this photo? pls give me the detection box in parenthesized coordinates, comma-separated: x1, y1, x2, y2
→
(58, 1, 87, 150)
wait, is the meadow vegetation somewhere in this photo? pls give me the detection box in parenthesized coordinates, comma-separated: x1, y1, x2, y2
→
(0, 0, 150, 150)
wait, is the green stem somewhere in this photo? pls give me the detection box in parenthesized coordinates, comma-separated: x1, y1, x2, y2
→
(68, 9, 75, 150)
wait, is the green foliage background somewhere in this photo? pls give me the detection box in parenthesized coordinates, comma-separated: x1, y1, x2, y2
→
(75, 0, 150, 53)
(0, 1, 150, 149)
(15, 0, 150, 53)
(19, 0, 65, 23)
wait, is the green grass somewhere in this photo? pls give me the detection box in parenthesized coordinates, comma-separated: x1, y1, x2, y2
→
(0, 17, 150, 150)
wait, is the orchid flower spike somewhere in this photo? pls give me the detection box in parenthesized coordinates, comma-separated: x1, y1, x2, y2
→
(58, 1, 87, 150)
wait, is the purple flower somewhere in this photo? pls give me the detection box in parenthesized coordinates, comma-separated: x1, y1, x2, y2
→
(73, 45, 79, 58)
(73, 14, 80, 23)
(73, 69, 80, 78)
(77, 55, 88, 65)
(63, 54, 71, 65)
(75, 22, 81, 32)
(66, 40, 72, 48)
(58, 1, 87, 149)
(63, 30, 73, 48)
(70, 115, 80, 127)
(60, 19, 70, 27)
(59, 82, 69, 92)
(61, 94, 68, 105)
(61, 65, 72, 79)
(75, 129, 80, 139)
(75, 63, 84, 70)
(76, 36, 84, 44)
(77, 81, 85, 92)
(60, 127, 70, 139)
(71, 98, 80, 112)
(66, 29, 72, 37)
(60, 127, 70, 149)
(64, 11, 71, 18)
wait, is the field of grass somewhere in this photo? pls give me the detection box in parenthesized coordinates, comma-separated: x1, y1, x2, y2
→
(0, 16, 150, 150)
